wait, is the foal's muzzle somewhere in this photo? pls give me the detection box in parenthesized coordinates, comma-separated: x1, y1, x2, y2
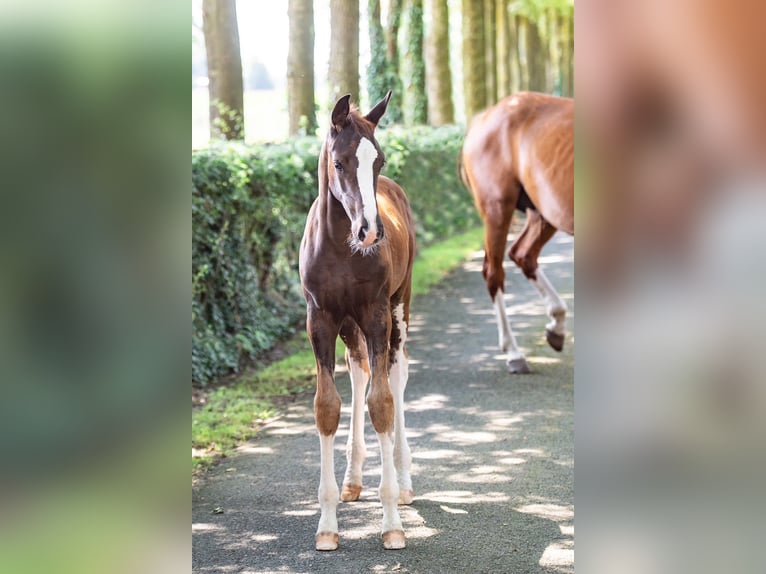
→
(357, 215, 385, 248)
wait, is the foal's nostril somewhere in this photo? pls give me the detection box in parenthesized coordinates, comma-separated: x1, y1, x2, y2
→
(358, 218, 369, 242)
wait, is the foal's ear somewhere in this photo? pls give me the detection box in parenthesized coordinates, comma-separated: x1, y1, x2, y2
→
(331, 94, 352, 132)
(365, 90, 392, 127)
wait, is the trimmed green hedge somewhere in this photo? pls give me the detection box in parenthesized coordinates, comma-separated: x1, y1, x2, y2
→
(192, 125, 477, 385)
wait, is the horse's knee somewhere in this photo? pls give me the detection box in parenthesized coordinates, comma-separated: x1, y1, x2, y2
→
(509, 246, 537, 280)
(314, 384, 341, 436)
(482, 257, 505, 299)
(367, 384, 394, 434)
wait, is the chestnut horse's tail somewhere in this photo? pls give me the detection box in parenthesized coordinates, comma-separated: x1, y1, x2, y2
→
(457, 141, 470, 192)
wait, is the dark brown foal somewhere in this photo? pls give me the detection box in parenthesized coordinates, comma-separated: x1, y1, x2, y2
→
(299, 92, 416, 551)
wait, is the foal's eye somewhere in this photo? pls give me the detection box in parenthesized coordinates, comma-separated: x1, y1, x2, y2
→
(333, 160, 343, 172)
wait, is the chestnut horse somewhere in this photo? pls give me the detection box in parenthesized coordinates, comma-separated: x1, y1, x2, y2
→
(299, 92, 415, 551)
(460, 92, 574, 373)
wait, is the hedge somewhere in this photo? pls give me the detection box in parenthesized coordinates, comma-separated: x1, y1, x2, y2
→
(192, 125, 478, 385)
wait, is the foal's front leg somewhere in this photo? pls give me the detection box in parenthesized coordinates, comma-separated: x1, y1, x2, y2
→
(339, 321, 369, 502)
(307, 308, 342, 551)
(363, 309, 406, 550)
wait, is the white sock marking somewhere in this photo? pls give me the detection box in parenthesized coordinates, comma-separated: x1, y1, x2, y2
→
(317, 433, 339, 535)
(390, 303, 412, 495)
(343, 353, 368, 490)
(493, 290, 526, 362)
(530, 267, 567, 335)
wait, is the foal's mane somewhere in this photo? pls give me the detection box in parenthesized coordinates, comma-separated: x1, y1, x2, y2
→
(341, 105, 376, 134)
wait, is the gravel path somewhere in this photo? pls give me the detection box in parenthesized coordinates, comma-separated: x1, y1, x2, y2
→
(193, 232, 574, 573)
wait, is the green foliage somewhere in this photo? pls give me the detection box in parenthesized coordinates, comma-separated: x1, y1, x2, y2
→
(367, 0, 390, 114)
(192, 125, 477, 385)
(403, 0, 427, 125)
(510, 0, 573, 19)
(378, 125, 480, 244)
(192, 138, 320, 384)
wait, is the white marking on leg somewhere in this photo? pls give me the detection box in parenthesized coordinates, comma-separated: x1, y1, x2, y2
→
(343, 350, 367, 493)
(356, 137, 379, 244)
(376, 431, 404, 535)
(390, 304, 412, 500)
(317, 433, 339, 536)
(530, 267, 567, 336)
(493, 290, 526, 362)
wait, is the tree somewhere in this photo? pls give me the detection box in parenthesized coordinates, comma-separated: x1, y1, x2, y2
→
(403, 0, 428, 124)
(462, 0, 487, 120)
(288, 0, 316, 135)
(328, 0, 360, 105)
(484, 0, 497, 105)
(425, 0, 455, 125)
(385, 0, 405, 123)
(202, 0, 244, 140)
(524, 16, 546, 92)
(367, 0, 389, 110)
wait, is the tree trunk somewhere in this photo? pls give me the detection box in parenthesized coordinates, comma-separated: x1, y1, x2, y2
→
(525, 16, 546, 92)
(462, 0, 487, 120)
(202, 0, 244, 140)
(546, 7, 560, 94)
(508, 10, 520, 93)
(328, 0, 359, 105)
(385, 0, 405, 122)
(517, 15, 529, 91)
(402, 0, 428, 125)
(495, 0, 510, 98)
(287, 0, 316, 135)
(484, 0, 496, 105)
(561, 9, 573, 96)
(367, 0, 388, 109)
(425, 0, 454, 125)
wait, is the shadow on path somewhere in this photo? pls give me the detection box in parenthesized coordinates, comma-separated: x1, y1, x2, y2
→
(193, 231, 574, 573)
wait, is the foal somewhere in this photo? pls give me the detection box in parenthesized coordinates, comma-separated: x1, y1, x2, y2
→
(299, 92, 415, 551)
(461, 92, 574, 373)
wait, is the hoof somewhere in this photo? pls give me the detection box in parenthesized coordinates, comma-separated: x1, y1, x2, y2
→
(398, 489, 414, 505)
(507, 357, 531, 374)
(315, 531, 339, 551)
(545, 329, 565, 352)
(382, 529, 406, 550)
(341, 483, 362, 502)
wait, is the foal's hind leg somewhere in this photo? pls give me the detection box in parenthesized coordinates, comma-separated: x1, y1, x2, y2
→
(481, 201, 530, 374)
(339, 320, 369, 502)
(509, 209, 568, 351)
(389, 299, 413, 505)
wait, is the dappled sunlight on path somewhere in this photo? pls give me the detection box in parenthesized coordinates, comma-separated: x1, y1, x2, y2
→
(193, 232, 573, 573)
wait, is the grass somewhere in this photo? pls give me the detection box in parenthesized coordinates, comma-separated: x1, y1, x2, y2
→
(192, 225, 484, 475)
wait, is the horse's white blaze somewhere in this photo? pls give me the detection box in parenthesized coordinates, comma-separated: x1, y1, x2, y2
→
(389, 303, 412, 496)
(317, 433, 339, 536)
(493, 290, 526, 361)
(343, 353, 368, 490)
(356, 137, 379, 240)
(530, 267, 567, 335)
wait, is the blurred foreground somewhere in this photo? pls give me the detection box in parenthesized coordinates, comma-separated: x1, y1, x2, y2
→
(576, 1, 766, 572)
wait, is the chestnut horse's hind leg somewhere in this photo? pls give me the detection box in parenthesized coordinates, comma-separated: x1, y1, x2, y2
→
(338, 320, 369, 502)
(481, 202, 531, 374)
(509, 209, 567, 352)
(531, 267, 568, 352)
(389, 301, 413, 505)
